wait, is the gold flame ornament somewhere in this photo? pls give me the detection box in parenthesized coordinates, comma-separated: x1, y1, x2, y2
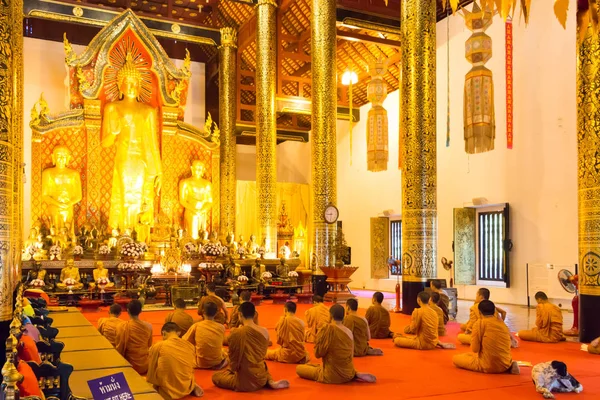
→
(366, 60, 389, 172)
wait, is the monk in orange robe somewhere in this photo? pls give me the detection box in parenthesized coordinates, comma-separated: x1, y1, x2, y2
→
(183, 301, 228, 369)
(393, 292, 455, 350)
(17, 358, 44, 399)
(518, 291, 565, 343)
(212, 302, 289, 392)
(458, 288, 513, 346)
(586, 337, 600, 354)
(430, 293, 446, 337)
(365, 292, 393, 339)
(18, 333, 42, 364)
(165, 298, 194, 337)
(147, 322, 203, 399)
(430, 281, 450, 323)
(115, 300, 153, 374)
(297, 304, 376, 384)
(98, 304, 125, 347)
(266, 301, 310, 364)
(197, 283, 228, 325)
(229, 291, 258, 328)
(304, 295, 330, 343)
(453, 300, 520, 374)
(343, 298, 383, 357)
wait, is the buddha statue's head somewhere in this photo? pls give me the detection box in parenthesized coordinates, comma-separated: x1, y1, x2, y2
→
(250, 234, 256, 242)
(52, 146, 71, 169)
(117, 52, 142, 100)
(190, 161, 205, 179)
(65, 259, 75, 268)
(94, 261, 104, 270)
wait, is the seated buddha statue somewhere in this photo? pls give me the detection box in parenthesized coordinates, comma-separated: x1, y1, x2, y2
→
(89, 261, 114, 289)
(107, 228, 119, 250)
(23, 229, 47, 261)
(26, 262, 48, 287)
(276, 258, 289, 278)
(41, 146, 82, 235)
(136, 203, 153, 245)
(226, 256, 241, 280)
(251, 258, 265, 284)
(225, 232, 238, 255)
(197, 230, 210, 247)
(56, 259, 84, 291)
(179, 161, 212, 240)
(246, 234, 259, 258)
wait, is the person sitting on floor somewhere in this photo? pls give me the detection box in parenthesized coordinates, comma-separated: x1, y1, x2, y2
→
(366, 292, 394, 339)
(393, 292, 455, 350)
(343, 298, 383, 357)
(531, 361, 583, 399)
(452, 300, 520, 375)
(212, 302, 290, 392)
(98, 303, 124, 347)
(296, 304, 377, 384)
(115, 299, 153, 374)
(430, 293, 447, 337)
(430, 280, 450, 324)
(183, 301, 228, 370)
(304, 295, 330, 343)
(165, 298, 194, 337)
(197, 283, 228, 325)
(518, 291, 565, 343)
(458, 288, 513, 346)
(229, 290, 258, 328)
(147, 322, 203, 400)
(266, 301, 310, 364)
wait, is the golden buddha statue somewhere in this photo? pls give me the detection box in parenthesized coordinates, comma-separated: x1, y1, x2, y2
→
(136, 202, 153, 244)
(102, 52, 162, 232)
(225, 232, 238, 255)
(179, 161, 213, 240)
(56, 259, 84, 291)
(41, 146, 82, 235)
(246, 234, 259, 258)
(89, 261, 114, 289)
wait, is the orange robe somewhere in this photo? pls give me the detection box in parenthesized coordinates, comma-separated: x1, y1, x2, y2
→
(431, 303, 446, 336)
(458, 306, 503, 345)
(115, 319, 153, 374)
(343, 314, 372, 357)
(183, 320, 227, 369)
(365, 304, 392, 339)
(198, 294, 227, 325)
(18, 334, 42, 364)
(436, 291, 450, 324)
(229, 304, 259, 328)
(589, 338, 600, 355)
(393, 305, 439, 350)
(460, 302, 480, 332)
(165, 310, 194, 336)
(296, 323, 356, 384)
(211, 325, 272, 392)
(147, 336, 196, 400)
(304, 303, 330, 343)
(17, 360, 44, 399)
(453, 316, 513, 373)
(98, 317, 124, 347)
(266, 315, 309, 364)
(518, 302, 564, 343)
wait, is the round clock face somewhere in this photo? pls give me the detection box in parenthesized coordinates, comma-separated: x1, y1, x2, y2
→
(324, 205, 339, 224)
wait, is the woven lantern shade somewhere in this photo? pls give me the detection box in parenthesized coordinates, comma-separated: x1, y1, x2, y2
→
(366, 60, 389, 172)
(463, 3, 495, 154)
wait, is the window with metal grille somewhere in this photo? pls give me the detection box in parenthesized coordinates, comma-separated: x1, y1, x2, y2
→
(390, 220, 402, 275)
(478, 211, 505, 282)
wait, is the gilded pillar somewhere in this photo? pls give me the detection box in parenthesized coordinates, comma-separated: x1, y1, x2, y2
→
(0, 0, 24, 322)
(255, 0, 277, 253)
(400, 0, 437, 314)
(219, 27, 238, 237)
(577, 21, 600, 343)
(310, 0, 337, 267)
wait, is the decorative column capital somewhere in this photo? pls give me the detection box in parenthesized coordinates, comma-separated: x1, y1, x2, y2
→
(256, 0, 278, 8)
(219, 27, 238, 49)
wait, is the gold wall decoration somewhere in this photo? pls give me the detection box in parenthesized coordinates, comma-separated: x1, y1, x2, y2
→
(256, 0, 278, 252)
(453, 208, 476, 285)
(311, 0, 338, 267)
(219, 27, 238, 237)
(463, 3, 495, 154)
(400, 0, 437, 283)
(371, 217, 390, 279)
(366, 60, 389, 172)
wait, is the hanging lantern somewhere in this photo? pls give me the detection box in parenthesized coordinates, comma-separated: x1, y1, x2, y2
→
(463, 3, 495, 154)
(366, 59, 389, 172)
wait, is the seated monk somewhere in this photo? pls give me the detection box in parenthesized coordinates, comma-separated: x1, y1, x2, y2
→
(393, 292, 455, 350)
(98, 304, 125, 347)
(198, 282, 228, 325)
(453, 300, 520, 374)
(55, 259, 84, 290)
(517, 291, 565, 343)
(165, 298, 194, 337)
(115, 300, 153, 374)
(266, 301, 310, 364)
(585, 337, 600, 354)
(430, 293, 446, 337)
(296, 304, 376, 384)
(458, 288, 512, 346)
(229, 290, 259, 328)
(147, 322, 203, 400)
(304, 295, 330, 343)
(212, 302, 289, 392)
(430, 280, 450, 324)
(17, 357, 45, 399)
(343, 298, 383, 357)
(18, 332, 42, 364)
(365, 292, 393, 339)
(183, 301, 228, 370)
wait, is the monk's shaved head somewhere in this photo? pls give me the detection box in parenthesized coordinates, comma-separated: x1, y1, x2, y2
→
(417, 291, 430, 305)
(313, 295, 323, 303)
(240, 301, 256, 320)
(330, 304, 344, 321)
(284, 301, 296, 314)
(161, 322, 181, 334)
(240, 290, 251, 302)
(430, 292, 440, 304)
(431, 280, 442, 290)
(109, 303, 122, 317)
(373, 292, 384, 304)
(535, 291, 548, 301)
(174, 298, 186, 309)
(204, 301, 218, 318)
(128, 300, 143, 317)
(346, 298, 358, 311)
(478, 300, 495, 316)
(478, 288, 491, 300)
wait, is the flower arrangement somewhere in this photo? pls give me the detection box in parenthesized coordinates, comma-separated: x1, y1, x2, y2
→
(118, 263, 146, 271)
(139, 242, 149, 253)
(30, 279, 45, 288)
(202, 243, 223, 257)
(49, 245, 61, 260)
(221, 245, 229, 256)
(237, 275, 249, 283)
(96, 277, 109, 285)
(261, 271, 272, 279)
(121, 242, 145, 259)
(63, 278, 77, 286)
(98, 245, 110, 255)
(237, 246, 246, 256)
(199, 262, 224, 270)
(73, 245, 84, 256)
(257, 246, 266, 257)
(288, 271, 299, 278)
(184, 242, 197, 254)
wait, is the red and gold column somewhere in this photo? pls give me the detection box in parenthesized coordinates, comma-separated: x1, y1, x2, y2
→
(400, 0, 437, 314)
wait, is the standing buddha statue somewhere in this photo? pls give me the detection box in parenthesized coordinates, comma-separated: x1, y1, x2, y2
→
(179, 161, 213, 240)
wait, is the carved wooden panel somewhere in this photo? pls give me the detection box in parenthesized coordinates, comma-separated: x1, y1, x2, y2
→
(454, 208, 476, 285)
(371, 217, 389, 279)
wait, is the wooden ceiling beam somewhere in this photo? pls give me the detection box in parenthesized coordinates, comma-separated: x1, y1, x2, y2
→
(336, 29, 401, 49)
(354, 50, 402, 84)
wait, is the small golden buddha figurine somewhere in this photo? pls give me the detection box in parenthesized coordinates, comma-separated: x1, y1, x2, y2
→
(56, 259, 84, 291)
(89, 261, 114, 289)
(102, 52, 162, 232)
(246, 234, 259, 256)
(107, 228, 119, 250)
(179, 161, 213, 240)
(225, 232, 238, 255)
(136, 202, 153, 245)
(197, 230, 210, 246)
(209, 231, 220, 244)
(41, 146, 82, 235)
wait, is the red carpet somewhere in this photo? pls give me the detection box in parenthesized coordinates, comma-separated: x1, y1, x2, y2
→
(81, 303, 600, 399)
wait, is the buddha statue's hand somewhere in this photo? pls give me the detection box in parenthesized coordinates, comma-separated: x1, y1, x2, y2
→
(154, 174, 162, 194)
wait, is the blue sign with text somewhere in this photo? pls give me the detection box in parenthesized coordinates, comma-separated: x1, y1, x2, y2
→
(87, 372, 134, 400)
